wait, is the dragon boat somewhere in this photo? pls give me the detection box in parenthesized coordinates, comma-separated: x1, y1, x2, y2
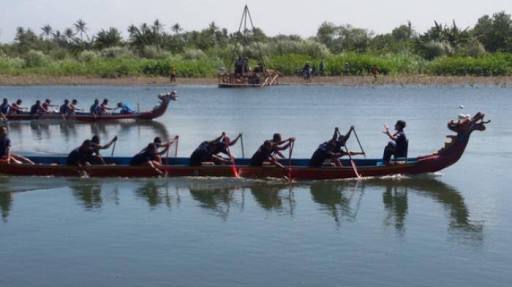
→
(0, 113, 489, 180)
(3, 92, 176, 122)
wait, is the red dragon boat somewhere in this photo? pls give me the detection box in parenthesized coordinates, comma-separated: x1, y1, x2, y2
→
(0, 113, 489, 180)
(3, 92, 176, 122)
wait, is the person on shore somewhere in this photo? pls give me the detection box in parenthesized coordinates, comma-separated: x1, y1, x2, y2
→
(29, 100, 44, 115)
(99, 99, 113, 115)
(115, 102, 134, 114)
(189, 132, 242, 166)
(382, 120, 408, 164)
(309, 127, 364, 167)
(0, 126, 34, 165)
(90, 99, 100, 115)
(0, 99, 10, 115)
(60, 99, 71, 114)
(88, 135, 118, 164)
(9, 100, 25, 114)
(170, 66, 176, 83)
(319, 60, 325, 76)
(67, 140, 94, 166)
(250, 133, 295, 167)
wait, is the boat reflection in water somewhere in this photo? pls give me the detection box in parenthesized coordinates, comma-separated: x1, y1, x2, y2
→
(0, 176, 483, 242)
(6, 120, 171, 155)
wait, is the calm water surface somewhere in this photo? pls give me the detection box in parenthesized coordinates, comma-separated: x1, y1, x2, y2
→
(0, 85, 510, 286)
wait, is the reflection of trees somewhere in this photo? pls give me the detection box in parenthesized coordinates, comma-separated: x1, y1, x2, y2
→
(310, 181, 363, 225)
(0, 192, 12, 222)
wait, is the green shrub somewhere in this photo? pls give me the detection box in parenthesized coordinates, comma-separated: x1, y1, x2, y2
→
(24, 50, 48, 68)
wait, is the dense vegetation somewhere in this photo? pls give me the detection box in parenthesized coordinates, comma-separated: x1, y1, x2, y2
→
(2, 12, 512, 78)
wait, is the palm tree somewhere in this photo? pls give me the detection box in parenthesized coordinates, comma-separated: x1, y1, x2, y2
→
(41, 25, 52, 39)
(64, 28, 75, 42)
(74, 19, 87, 41)
(172, 23, 182, 34)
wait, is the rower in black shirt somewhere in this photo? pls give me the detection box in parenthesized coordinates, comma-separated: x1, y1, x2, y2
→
(88, 135, 118, 164)
(67, 140, 94, 166)
(250, 133, 295, 167)
(309, 127, 364, 167)
(30, 100, 43, 115)
(189, 132, 242, 166)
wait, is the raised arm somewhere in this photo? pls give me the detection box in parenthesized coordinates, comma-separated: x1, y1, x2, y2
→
(229, 133, 242, 146)
(383, 124, 397, 141)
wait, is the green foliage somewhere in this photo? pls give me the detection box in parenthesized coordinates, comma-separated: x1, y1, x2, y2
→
(23, 50, 48, 67)
(428, 54, 512, 76)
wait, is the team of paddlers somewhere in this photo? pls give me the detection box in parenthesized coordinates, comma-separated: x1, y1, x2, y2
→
(0, 120, 408, 174)
(0, 98, 134, 117)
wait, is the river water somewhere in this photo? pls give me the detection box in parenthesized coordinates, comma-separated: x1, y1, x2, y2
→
(0, 85, 510, 286)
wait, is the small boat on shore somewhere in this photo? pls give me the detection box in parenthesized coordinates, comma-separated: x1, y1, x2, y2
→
(3, 93, 176, 122)
(0, 113, 489, 180)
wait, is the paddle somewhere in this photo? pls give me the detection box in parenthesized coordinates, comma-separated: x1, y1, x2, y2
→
(240, 133, 245, 158)
(226, 146, 240, 178)
(110, 139, 117, 157)
(287, 139, 295, 181)
(352, 127, 366, 158)
(337, 129, 361, 179)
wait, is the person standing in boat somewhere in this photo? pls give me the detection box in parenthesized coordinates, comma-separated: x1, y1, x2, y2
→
(0, 126, 34, 165)
(88, 135, 118, 164)
(382, 120, 408, 164)
(0, 99, 10, 115)
(90, 99, 100, 115)
(309, 127, 364, 167)
(189, 132, 242, 166)
(249, 133, 295, 167)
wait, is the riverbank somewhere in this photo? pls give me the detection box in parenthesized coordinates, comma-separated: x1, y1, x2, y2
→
(1, 75, 512, 86)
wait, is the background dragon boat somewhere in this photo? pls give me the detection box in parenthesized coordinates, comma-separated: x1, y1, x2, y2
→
(0, 113, 489, 180)
(3, 92, 175, 122)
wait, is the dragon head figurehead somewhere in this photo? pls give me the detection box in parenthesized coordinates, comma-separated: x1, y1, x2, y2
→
(448, 112, 490, 137)
(158, 91, 177, 103)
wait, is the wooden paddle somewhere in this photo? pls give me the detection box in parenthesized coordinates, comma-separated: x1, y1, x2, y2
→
(352, 127, 366, 158)
(337, 129, 361, 179)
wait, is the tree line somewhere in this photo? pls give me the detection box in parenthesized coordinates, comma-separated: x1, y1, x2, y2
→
(1, 11, 512, 77)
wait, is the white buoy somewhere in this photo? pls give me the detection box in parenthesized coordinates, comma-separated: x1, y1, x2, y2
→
(458, 105, 464, 109)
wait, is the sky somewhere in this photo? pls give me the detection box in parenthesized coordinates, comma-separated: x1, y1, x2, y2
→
(0, 0, 510, 43)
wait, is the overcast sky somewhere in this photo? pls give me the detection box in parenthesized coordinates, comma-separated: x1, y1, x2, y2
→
(0, 0, 510, 43)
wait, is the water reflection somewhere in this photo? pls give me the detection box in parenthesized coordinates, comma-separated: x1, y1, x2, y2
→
(0, 177, 483, 242)
(7, 120, 170, 153)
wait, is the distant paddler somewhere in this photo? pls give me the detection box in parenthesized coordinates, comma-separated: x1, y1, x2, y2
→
(189, 132, 242, 166)
(0, 99, 10, 115)
(41, 99, 58, 113)
(249, 133, 295, 168)
(9, 99, 26, 114)
(309, 127, 364, 167)
(0, 126, 34, 165)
